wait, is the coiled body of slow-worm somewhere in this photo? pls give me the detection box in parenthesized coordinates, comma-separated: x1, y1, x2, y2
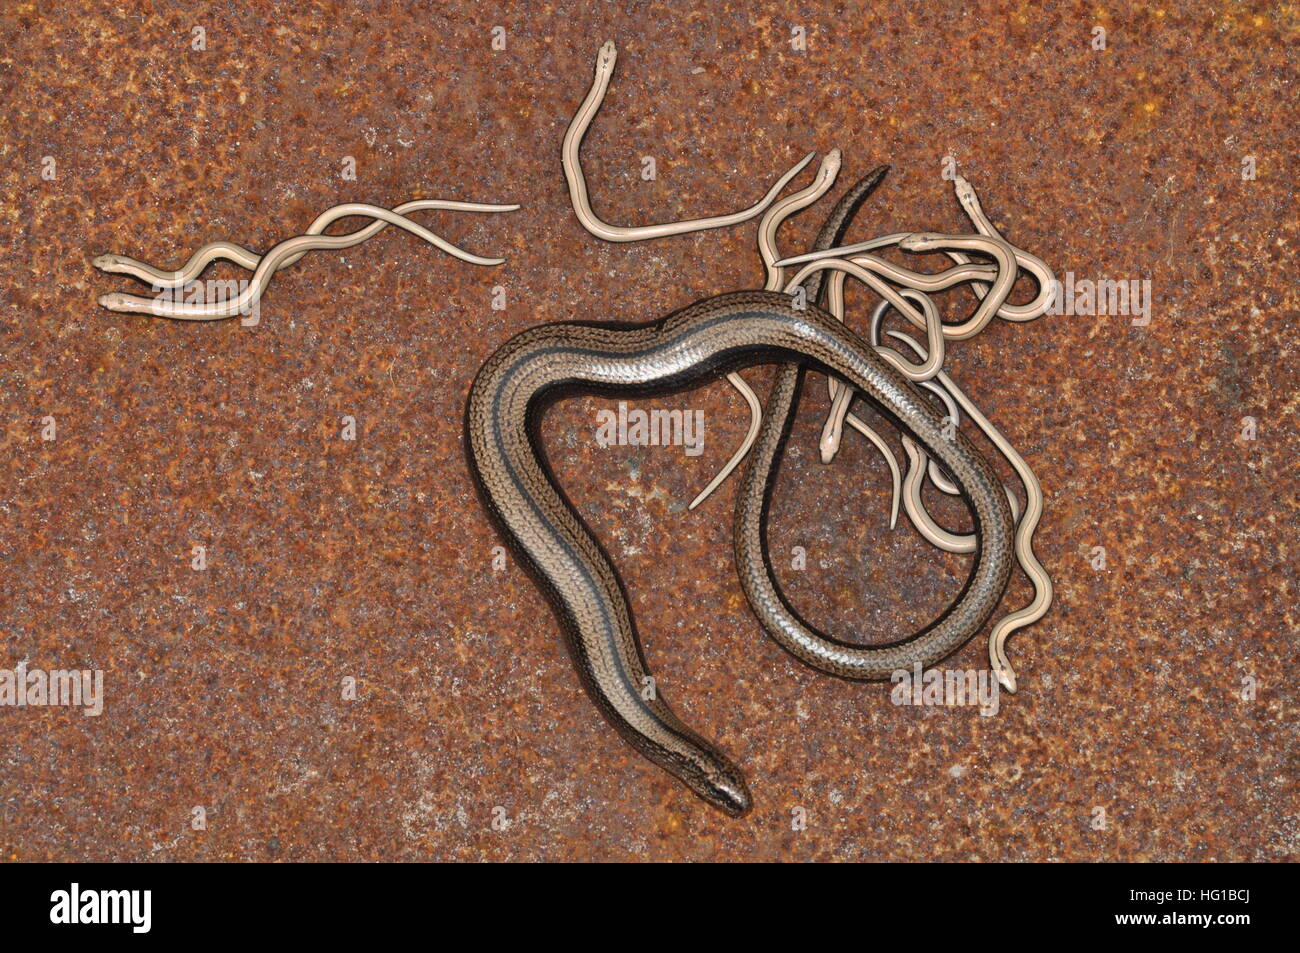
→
(466, 290, 1015, 815)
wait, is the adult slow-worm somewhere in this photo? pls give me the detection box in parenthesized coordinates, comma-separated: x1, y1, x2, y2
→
(466, 290, 1014, 814)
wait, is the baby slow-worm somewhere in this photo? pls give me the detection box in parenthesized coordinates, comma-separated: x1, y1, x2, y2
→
(562, 40, 817, 242)
(466, 290, 1015, 814)
(774, 174, 1054, 333)
(800, 242, 1009, 464)
(98, 203, 511, 318)
(96, 200, 514, 319)
(94, 199, 519, 289)
(880, 325, 1050, 693)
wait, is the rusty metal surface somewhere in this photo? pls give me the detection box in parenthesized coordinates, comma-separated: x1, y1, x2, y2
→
(0, 1, 1295, 860)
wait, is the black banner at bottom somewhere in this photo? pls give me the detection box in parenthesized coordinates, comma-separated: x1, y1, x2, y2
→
(0, 861, 1274, 940)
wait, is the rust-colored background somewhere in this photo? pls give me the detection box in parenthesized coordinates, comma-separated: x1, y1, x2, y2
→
(1, 0, 1295, 861)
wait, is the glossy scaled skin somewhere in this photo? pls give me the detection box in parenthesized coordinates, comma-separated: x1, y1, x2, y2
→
(736, 168, 1015, 678)
(465, 289, 1015, 816)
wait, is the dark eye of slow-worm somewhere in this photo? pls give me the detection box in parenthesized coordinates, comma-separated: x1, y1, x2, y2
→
(465, 288, 1015, 816)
